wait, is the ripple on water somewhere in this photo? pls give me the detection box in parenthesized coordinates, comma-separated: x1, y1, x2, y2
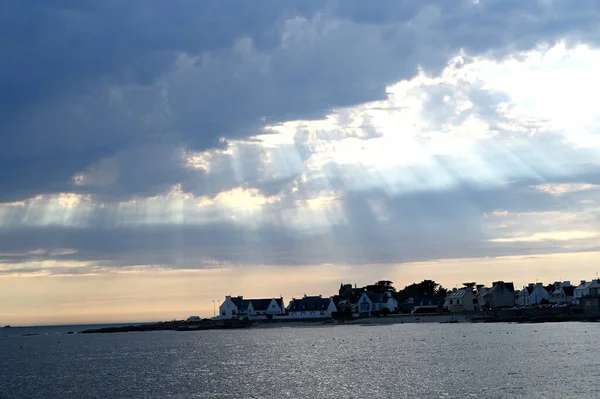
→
(2, 323, 600, 398)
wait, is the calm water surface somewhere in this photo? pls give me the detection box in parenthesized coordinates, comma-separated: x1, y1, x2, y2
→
(1, 323, 599, 398)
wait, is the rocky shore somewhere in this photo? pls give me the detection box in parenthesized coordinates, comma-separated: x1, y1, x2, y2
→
(80, 319, 253, 334)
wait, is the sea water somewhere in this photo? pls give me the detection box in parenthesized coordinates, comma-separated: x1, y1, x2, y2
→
(1, 322, 599, 398)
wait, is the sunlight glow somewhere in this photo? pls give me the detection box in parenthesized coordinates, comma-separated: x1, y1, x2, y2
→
(2, 43, 600, 244)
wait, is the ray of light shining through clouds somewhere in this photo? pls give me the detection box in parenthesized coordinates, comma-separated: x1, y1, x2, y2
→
(1, 0, 600, 325)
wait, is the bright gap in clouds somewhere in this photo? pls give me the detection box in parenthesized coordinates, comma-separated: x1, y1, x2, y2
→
(1, 42, 599, 240)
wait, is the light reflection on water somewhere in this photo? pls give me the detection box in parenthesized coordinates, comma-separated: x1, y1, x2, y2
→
(1, 323, 599, 398)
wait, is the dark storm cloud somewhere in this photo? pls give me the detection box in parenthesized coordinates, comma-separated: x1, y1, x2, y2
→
(1, 0, 600, 201)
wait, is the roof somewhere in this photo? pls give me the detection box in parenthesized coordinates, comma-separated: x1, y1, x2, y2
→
(288, 296, 332, 311)
(230, 297, 284, 312)
(365, 292, 389, 304)
(491, 281, 515, 293)
(525, 285, 534, 295)
(563, 286, 575, 296)
(525, 284, 547, 295)
(446, 288, 472, 298)
(576, 281, 593, 290)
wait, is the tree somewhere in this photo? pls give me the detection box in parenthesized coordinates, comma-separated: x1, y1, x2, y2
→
(365, 280, 397, 294)
(396, 280, 449, 303)
(436, 286, 449, 297)
(376, 280, 396, 292)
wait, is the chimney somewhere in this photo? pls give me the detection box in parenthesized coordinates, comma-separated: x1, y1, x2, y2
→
(564, 281, 571, 287)
(225, 295, 231, 300)
(581, 280, 586, 285)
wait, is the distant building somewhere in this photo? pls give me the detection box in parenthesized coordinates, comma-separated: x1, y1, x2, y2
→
(580, 296, 600, 313)
(219, 296, 285, 320)
(410, 297, 445, 313)
(574, 280, 600, 304)
(518, 283, 549, 306)
(357, 291, 398, 316)
(514, 289, 526, 306)
(549, 281, 575, 304)
(589, 280, 600, 297)
(336, 283, 364, 314)
(338, 283, 363, 300)
(575, 280, 600, 313)
(477, 281, 515, 310)
(186, 316, 201, 322)
(283, 295, 337, 319)
(444, 288, 477, 312)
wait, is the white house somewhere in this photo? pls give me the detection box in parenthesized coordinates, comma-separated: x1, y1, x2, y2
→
(219, 296, 285, 320)
(574, 280, 600, 304)
(279, 295, 337, 319)
(589, 280, 600, 297)
(357, 291, 398, 316)
(515, 289, 526, 306)
(520, 283, 549, 305)
(549, 281, 575, 304)
(444, 288, 477, 312)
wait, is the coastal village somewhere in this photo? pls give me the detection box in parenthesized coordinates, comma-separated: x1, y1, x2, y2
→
(80, 276, 600, 334)
(203, 277, 600, 323)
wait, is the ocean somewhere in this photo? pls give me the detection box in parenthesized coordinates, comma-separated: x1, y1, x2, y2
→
(1, 322, 599, 398)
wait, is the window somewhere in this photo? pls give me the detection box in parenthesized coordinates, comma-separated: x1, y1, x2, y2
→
(232, 310, 236, 315)
(450, 300, 453, 305)
(222, 311, 226, 316)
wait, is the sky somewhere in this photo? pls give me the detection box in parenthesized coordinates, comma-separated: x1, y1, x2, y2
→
(2, 0, 600, 325)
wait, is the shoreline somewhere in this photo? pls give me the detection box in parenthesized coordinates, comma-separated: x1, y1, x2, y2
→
(75, 311, 600, 334)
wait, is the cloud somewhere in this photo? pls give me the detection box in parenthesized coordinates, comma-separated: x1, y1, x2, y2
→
(1, 1, 600, 280)
(532, 183, 600, 196)
(2, 0, 600, 202)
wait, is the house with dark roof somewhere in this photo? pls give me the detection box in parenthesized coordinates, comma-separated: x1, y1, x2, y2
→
(219, 295, 286, 320)
(477, 281, 515, 310)
(444, 287, 477, 312)
(282, 295, 337, 319)
(574, 280, 599, 304)
(578, 280, 600, 312)
(405, 297, 445, 313)
(549, 281, 575, 304)
(516, 283, 549, 306)
(357, 291, 397, 316)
